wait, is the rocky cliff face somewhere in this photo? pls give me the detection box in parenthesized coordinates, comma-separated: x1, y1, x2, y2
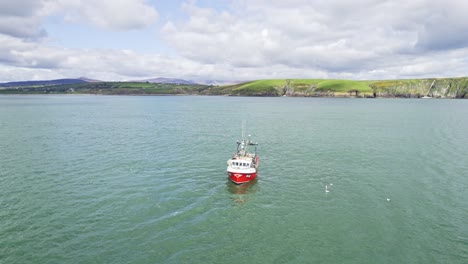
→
(280, 78, 468, 98)
(372, 78, 468, 98)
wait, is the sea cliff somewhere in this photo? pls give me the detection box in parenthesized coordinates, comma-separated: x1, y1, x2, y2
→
(204, 78, 468, 98)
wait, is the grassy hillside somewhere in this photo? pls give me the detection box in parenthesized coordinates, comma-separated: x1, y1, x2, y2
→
(0, 82, 210, 95)
(204, 79, 373, 97)
(316, 80, 372, 94)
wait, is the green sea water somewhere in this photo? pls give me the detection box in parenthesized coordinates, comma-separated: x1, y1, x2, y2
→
(0, 95, 467, 264)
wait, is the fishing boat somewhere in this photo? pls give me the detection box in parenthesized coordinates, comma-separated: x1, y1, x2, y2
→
(226, 129, 259, 184)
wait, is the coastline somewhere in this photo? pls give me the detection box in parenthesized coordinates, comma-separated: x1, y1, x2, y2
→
(1, 77, 467, 98)
(0, 92, 465, 99)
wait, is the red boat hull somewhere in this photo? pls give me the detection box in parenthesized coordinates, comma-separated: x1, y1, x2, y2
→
(228, 171, 257, 184)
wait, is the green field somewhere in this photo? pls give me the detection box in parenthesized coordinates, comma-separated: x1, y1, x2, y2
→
(316, 80, 371, 93)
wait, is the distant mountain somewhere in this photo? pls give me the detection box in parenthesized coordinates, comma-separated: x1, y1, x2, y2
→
(77, 77, 101, 83)
(194, 79, 244, 86)
(0, 77, 100, 87)
(138, 77, 196, 85)
(138, 77, 244, 85)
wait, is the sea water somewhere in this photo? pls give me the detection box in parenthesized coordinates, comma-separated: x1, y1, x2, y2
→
(0, 95, 467, 263)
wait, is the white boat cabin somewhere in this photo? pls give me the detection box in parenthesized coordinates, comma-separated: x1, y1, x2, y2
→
(229, 160, 253, 169)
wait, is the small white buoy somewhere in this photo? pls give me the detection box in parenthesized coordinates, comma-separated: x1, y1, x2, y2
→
(330, 183, 333, 186)
(325, 185, 330, 193)
(386, 198, 390, 202)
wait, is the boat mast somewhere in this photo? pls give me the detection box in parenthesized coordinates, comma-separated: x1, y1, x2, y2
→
(239, 120, 248, 156)
(241, 120, 246, 140)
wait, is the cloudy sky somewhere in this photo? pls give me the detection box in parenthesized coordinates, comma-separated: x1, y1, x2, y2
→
(1, 0, 468, 83)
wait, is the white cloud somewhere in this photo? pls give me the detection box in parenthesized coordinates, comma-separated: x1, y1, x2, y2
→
(0, 16, 46, 39)
(2, 0, 468, 82)
(163, 1, 403, 73)
(0, 0, 43, 17)
(414, 1, 468, 51)
(45, 0, 159, 31)
(0, 34, 207, 82)
(0, 0, 46, 39)
(0, 0, 162, 81)
(0, 0, 159, 39)
(160, 0, 468, 80)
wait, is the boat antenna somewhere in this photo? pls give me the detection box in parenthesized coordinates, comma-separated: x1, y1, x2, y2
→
(241, 120, 246, 139)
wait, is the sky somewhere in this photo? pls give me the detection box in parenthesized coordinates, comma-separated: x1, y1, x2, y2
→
(1, 0, 468, 83)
